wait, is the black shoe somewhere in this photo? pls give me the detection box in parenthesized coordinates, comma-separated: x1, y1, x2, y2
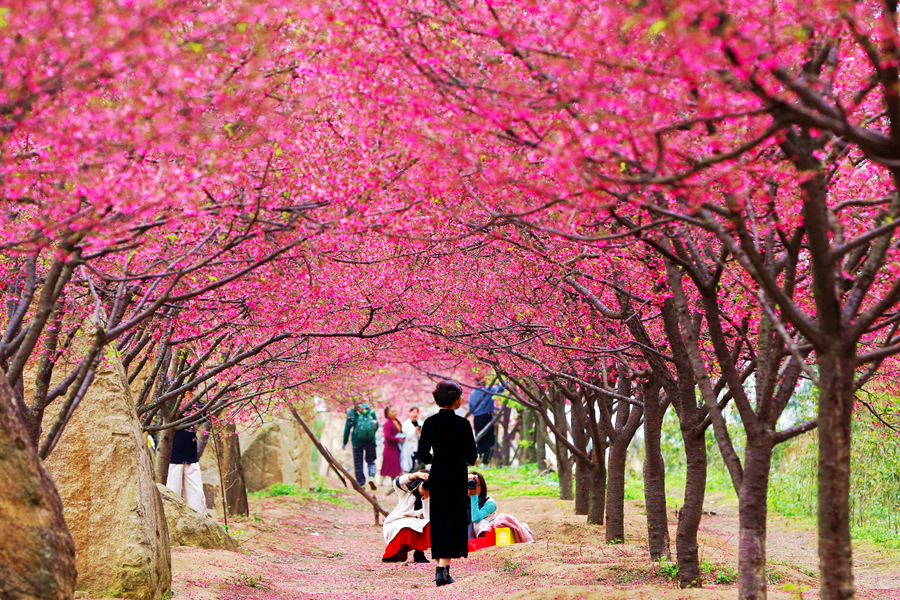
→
(435, 566, 456, 586)
(413, 550, 429, 564)
(368, 480, 377, 491)
(382, 554, 402, 563)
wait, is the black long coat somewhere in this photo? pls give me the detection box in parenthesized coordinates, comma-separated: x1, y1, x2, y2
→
(417, 408, 477, 559)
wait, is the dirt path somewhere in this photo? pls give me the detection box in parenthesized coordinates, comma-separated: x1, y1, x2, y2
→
(170, 487, 900, 600)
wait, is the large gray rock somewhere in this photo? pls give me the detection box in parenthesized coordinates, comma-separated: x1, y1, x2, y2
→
(156, 484, 237, 551)
(240, 416, 313, 493)
(41, 345, 171, 600)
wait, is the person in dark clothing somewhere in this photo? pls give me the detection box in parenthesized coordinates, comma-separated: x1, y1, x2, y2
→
(417, 380, 477, 586)
(467, 377, 504, 466)
(166, 391, 207, 514)
(342, 401, 379, 490)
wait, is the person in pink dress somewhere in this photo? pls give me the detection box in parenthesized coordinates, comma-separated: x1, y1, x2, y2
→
(380, 406, 404, 486)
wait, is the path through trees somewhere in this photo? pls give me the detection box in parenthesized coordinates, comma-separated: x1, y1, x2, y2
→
(164, 485, 899, 600)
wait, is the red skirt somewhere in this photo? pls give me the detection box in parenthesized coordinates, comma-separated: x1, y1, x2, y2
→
(383, 524, 431, 559)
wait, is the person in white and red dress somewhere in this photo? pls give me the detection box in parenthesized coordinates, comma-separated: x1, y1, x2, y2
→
(382, 471, 431, 564)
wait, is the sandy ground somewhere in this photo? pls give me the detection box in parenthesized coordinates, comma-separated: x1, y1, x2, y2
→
(167, 483, 900, 600)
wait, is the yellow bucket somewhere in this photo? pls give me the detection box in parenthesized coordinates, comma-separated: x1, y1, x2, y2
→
(494, 527, 514, 546)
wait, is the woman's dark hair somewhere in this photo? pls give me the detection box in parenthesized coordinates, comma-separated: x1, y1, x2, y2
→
(471, 471, 488, 501)
(432, 380, 462, 407)
(383, 406, 391, 418)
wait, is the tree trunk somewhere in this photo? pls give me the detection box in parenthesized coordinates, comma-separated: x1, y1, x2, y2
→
(498, 404, 514, 466)
(521, 409, 536, 464)
(677, 427, 707, 588)
(587, 446, 606, 525)
(605, 440, 627, 542)
(604, 376, 643, 545)
(0, 376, 76, 600)
(817, 352, 855, 600)
(535, 418, 547, 467)
(156, 426, 175, 485)
(738, 435, 774, 600)
(216, 423, 249, 517)
(552, 393, 574, 501)
(643, 397, 671, 560)
(571, 398, 591, 515)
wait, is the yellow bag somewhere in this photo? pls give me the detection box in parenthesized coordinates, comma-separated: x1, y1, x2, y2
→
(494, 527, 514, 545)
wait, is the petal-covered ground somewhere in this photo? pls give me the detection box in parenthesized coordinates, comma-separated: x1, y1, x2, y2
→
(170, 485, 900, 600)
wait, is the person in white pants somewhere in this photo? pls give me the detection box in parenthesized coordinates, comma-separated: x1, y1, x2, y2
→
(166, 422, 206, 515)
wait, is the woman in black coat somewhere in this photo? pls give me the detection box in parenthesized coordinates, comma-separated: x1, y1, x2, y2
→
(417, 380, 477, 586)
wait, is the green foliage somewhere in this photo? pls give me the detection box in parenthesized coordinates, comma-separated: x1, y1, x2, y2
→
(782, 582, 811, 599)
(248, 476, 351, 506)
(623, 476, 644, 501)
(656, 558, 679, 581)
(252, 512, 262, 523)
(480, 463, 559, 498)
(701, 560, 736, 584)
(767, 412, 900, 550)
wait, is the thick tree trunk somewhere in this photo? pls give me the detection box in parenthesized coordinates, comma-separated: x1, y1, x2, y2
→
(738, 436, 773, 600)
(677, 428, 707, 588)
(817, 353, 855, 600)
(552, 394, 574, 501)
(605, 441, 627, 543)
(587, 447, 606, 525)
(215, 424, 249, 517)
(0, 376, 76, 600)
(643, 398, 671, 560)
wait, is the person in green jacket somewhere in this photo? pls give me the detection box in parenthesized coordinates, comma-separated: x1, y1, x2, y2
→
(342, 401, 379, 490)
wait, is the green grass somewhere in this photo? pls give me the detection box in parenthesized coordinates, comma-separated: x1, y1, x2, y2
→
(229, 574, 269, 589)
(500, 557, 529, 575)
(249, 477, 352, 506)
(479, 463, 560, 498)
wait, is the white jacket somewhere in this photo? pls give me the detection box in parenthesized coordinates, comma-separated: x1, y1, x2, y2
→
(382, 473, 430, 543)
(399, 418, 420, 472)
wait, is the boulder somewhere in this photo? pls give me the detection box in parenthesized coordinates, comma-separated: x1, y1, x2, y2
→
(0, 376, 76, 600)
(240, 415, 313, 493)
(156, 484, 238, 551)
(41, 346, 171, 600)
